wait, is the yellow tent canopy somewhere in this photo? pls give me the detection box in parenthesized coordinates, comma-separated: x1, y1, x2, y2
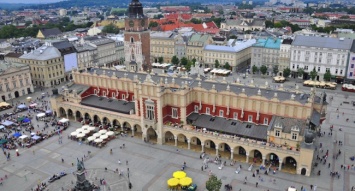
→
(167, 178, 179, 187)
(179, 177, 193, 186)
(0, 102, 9, 107)
(173, 171, 186, 179)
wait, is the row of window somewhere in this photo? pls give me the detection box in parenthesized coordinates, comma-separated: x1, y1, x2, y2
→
(192, 105, 269, 124)
(275, 130, 298, 140)
(93, 90, 135, 100)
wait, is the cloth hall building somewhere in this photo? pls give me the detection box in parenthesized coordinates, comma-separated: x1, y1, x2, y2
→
(50, 0, 321, 177)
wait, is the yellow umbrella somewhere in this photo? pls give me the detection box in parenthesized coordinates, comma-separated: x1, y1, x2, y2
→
(167, 178, 179, 187)
(179, 177, 192, 186)
(173, 171, 186, 179)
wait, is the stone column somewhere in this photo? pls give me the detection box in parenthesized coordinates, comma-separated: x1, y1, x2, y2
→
(246, 152, 249, 163)
(279, 158, 283, 170)
(215, 146, 219, 156)
(201, 144, 205, 152)
(74, 115, 77, 121)
(230, 148, 234, 160)
(187, 139, 191, 150)
(262, 156, 266, 166)
(131, 126, 135, 136)
(174, 135, 177, 147)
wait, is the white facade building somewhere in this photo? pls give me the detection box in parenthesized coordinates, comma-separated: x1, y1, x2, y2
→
(290, 35, 353, 81)
(346, 44, 355, 80)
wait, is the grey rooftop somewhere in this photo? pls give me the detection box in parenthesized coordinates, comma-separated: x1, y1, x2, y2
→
(80, 95, 135, 114)
(292, 35, 354, 50)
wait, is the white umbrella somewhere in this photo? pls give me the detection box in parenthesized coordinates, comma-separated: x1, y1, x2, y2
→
(100, 135, 108, 139)
(106, 131, 114, 136)
(77, 133, 85, 138)
(94, 138, 103, 143)
(93, 133, 100, 138)
(99, 129, 107, 134)
(87, 136, 95, 141)
(70, 132, 77, 136)
(82, 130, 90, 134)
(76, 128, 83, 133)
(82, 125, 90, 130)
(88, 126, 96, 131)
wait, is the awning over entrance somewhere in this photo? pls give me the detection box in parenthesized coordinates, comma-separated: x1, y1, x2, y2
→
(187, 114, 268, 141)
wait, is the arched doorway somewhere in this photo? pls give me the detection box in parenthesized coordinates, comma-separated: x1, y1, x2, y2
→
(265, 152, 280, 167)
(204, 140, 216, 156)
(1, 95, 5, 101)
(112, 119, 121, 130)
(93, 115, 101, 125)
(84, 113, 91, 124)
(190, 136, 202, 152)
(102, 117, 110, 128)
(146, 127, 157, 143)
(27, 88, 31, 94)
(283, 156, 297, 174)
(59, 107, 66, 117)
(67, 109, 73, 119)
(164, 131, 175, 145)
(123, 122, 132, 132)
(249, 149, 263, 165)
(133, 124, 142, 138)
(218, 143, 231, 159)
(14, 91, 19, 98)
(176, 133, 188, 149)
(75, 111, 82, 122)
(301, 168, 306, 175)
(233, 146, 247, 162)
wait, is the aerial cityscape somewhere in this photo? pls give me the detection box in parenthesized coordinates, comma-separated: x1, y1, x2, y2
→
(0, 0, 354, 190)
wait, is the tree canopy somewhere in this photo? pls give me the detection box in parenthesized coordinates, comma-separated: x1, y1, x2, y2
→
(206, 175, 222, 191)
(310, 67, 318, 80)
(323, 70, 332, 81)
(102, 23, 120, 34)
(260, 65, 268, 75)
(171, 55, 179, 66)
(283, 67, 291, 78)
(252, 65, 259, 74)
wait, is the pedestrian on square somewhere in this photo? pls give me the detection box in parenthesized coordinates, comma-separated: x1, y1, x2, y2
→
(255, 182, 258, 187)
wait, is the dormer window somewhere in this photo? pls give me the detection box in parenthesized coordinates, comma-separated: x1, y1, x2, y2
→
(275, 130, 280, 137)
(194, 105, 199, 113)
(130, 37, 134, 43)
(292, 133, 297, 140)
(206, 108, 210, 115)
(264, 118, 268, 125)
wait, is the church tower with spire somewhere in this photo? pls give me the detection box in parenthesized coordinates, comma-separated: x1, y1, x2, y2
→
(124, 0, 150, 72)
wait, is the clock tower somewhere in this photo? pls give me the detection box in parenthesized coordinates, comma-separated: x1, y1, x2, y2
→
(124, 0, 150, 72)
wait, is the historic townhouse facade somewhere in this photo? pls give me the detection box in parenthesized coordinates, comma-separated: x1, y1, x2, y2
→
(150, 31, 176, 63)
(186, 33, 213, 62)
(290, 35, 353, 80)
(251, 37, 282, 76)
(0, 61, 34, 101)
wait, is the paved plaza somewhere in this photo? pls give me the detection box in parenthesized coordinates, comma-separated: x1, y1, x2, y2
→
(0, 77, 355, 191)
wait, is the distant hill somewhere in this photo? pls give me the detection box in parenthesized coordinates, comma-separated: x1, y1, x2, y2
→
(23, 0, 128, 9)
(0, 3, 37, 10)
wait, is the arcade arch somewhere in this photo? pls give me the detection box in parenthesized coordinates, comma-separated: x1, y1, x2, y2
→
(176, 133, 188, 149)
(59, 107, 66, 117)
(75, 111, 82, 121)
(217, 142, 231, 159)
(265, 152, 280, 166)
(283, 156, 297, 174)
(204, 139, 217, 156)
(233, 146, 247, 162)
(112, 119, 121, 129)
(164, 131, 175, 145)
(146, 127, 157, 143)
(249, 149, 263, 164)
(189, 136, 202, 152)
(67, 109, 74, 119)
(93, 115, 101, 124)
(132, 124, 142, 138)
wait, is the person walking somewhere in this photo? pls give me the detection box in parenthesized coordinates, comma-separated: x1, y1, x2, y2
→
(255, 182, 258, 187)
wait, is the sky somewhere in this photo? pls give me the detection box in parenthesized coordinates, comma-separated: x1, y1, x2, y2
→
(0, 0, 62, 4)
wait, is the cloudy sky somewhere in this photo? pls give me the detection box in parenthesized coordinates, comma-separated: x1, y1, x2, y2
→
(0, 0, 62, 4)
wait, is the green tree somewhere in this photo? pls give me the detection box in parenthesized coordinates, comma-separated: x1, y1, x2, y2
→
(190, 18, 202, 24)
(206, 175, 222, 191)
(323, 70, 332, 81)
(260, 65, 268, 75)
(310, 67, 318, 80)
(158, 56, 164, 64)
(192, 58, 197, 64)
(214, 60, 220, 68)
(180, 57, 188, 66)
(102, 23, 120, 34)
(186, 60, 194, 71)
(265, 20, 274, 28)
(252, 65, 259, 74)
(297, 68, 304, 78)
(283, 67, 291, 78)
(153, 14, 164, 19)
(224, 62, 231, 70)
(171, 55, 179, 66)
(149, 21, 158, 28)
(273, 65, 279, 76)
